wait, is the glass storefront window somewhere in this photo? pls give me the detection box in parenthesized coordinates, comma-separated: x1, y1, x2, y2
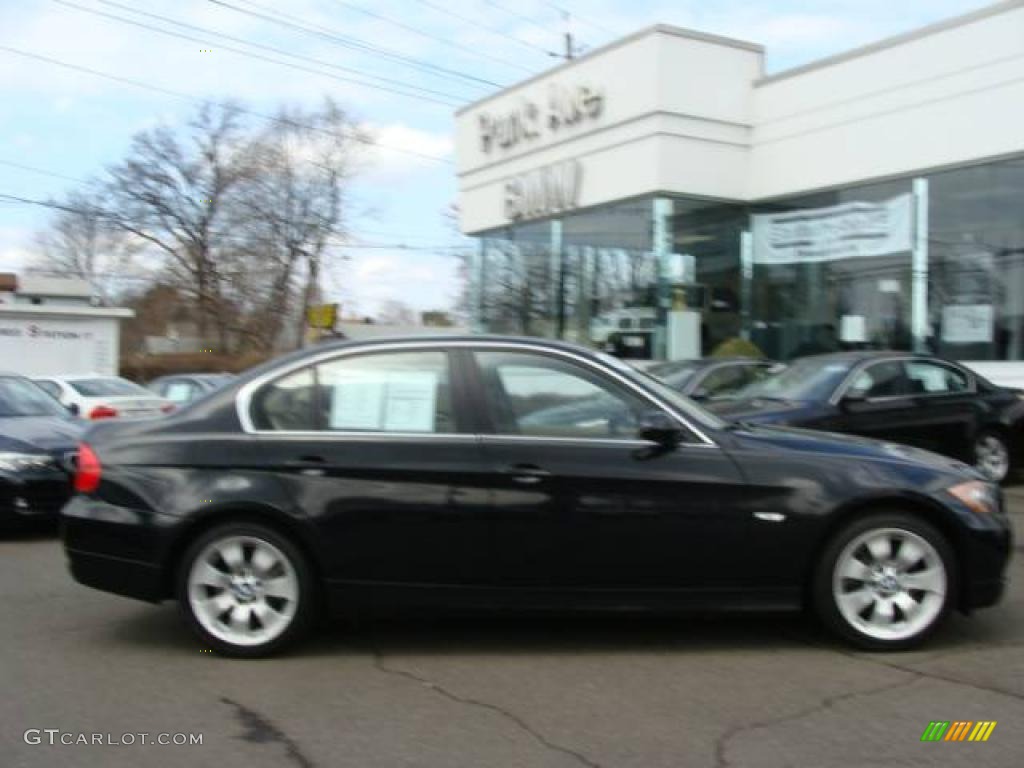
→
(927, 158, 1024, 361)
(748, 178, 914, 361)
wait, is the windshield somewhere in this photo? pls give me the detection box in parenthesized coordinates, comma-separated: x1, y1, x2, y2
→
(69, 378, 153, 397)
(732, 358, 852, 402)
(597, 353, 727, 431)
(0, 376, 70, 418)
(647, 362, 698, 390)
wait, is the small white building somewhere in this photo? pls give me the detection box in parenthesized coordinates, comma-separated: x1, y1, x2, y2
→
(0, 274, 134, 376)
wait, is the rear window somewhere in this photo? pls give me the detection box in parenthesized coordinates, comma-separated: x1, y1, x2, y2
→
(68, 378, 151, 397)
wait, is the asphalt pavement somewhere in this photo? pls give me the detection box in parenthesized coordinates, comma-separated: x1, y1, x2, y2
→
(2, 497, 1022, 768)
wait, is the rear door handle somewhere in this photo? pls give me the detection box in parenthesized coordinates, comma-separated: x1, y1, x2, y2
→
(502, 464, 551, 484)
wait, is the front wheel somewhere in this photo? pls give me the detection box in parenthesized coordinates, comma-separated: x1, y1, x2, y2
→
(974, 429, 1011, 484)
(814, 513, 955, 650)
(177, 522, 316, 657)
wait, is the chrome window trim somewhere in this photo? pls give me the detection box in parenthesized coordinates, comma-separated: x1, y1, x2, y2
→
(828, 356, 977, 406)
(235, 340, 718, 447)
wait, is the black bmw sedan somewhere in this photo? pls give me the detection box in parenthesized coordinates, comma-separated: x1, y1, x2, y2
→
(61, 337, 1011, 656)
(1, 374, 82, 528)
(709, 351, 1024, 483)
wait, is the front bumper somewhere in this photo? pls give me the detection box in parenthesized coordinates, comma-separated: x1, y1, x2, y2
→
(60, 495, 179, 602)
(956, 496, 1013, 612)
(0, 472, 71, 523)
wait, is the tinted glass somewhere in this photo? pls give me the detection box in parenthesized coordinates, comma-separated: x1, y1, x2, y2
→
(165, 380, 198, 404)
(250, 368, 317, 430)
(699, 365, 746, 396)
(69, 378, 152, 397)
(736, 358, 852, 402)
(476, 351, 649, 439)
(846, 361, 907, 398)
(0, 377, 69, 418)
(905, 361, 970, 394)
(35, 380, 62, 400)
(317, 351, 453, 433)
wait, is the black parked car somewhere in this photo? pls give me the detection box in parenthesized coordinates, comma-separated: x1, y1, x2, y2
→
(62, 338, 1011, 656)
(710, 351, 1024, 483)
(647, 357, 781, 401)
(0, 375, 82, 528)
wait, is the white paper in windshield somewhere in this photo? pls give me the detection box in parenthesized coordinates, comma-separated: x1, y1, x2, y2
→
(328, 370, 437, 432)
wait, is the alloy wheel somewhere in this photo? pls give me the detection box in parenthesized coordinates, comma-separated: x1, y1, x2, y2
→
(187, 535, 299, 648)
(831, 527, 947, 642)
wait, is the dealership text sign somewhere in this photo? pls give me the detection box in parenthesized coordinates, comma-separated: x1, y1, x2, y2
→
(751, 194, 912, 265)
(478, 83, 604, 154)
(504, 160, 582, 222)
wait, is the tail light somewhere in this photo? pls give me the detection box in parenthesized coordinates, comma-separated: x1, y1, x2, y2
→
(74, 442, 101, 493)
(160, 403, 176, 413)
(88, 405, 119, 420)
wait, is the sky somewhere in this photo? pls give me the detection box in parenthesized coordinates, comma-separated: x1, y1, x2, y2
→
(0, 0, 996, 319)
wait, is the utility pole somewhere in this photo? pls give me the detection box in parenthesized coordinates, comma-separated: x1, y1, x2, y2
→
(550, 11, 580, 61)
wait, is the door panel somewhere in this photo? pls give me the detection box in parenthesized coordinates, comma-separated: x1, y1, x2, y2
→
(835, 360, 918, 444)
(470, 349, 751, 591)
(898, 360, 978, 460)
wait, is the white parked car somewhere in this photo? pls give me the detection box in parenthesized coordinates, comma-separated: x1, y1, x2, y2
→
(32, 374, 174, 420)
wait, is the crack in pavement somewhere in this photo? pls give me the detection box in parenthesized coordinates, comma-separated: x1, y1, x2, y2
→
(713, 676, 918, 768)
(221, 696, 315, 768)
(370, 648, 604, 768)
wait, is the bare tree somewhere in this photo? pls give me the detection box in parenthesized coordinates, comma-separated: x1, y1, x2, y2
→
(29, 188, 141, 303)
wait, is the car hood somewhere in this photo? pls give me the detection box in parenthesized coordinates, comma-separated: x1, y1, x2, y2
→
(0, 415, 85, 456)
(724, 422, 980, 477)
(708, 397, 821, 424)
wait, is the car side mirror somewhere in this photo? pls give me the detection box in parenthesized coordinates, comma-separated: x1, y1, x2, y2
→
(637, 410, 682, 447)
(67, 403, 80, 416)
(690, 388, 708, 401)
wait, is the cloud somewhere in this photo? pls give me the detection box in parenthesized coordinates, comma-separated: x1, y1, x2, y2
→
(361, 122, 454, 179)
(330, 249, 462, 315)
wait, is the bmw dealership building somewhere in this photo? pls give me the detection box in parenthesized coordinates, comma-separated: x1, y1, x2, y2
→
(455, 0, 1024, 376)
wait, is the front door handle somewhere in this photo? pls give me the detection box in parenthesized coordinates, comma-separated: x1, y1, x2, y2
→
(286, 455, 327, 476)
(503, 464, 551, 484)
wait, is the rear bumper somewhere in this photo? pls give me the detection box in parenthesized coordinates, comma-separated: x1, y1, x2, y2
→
(0, 474, 71, 524)
(60, 495, 179, 602)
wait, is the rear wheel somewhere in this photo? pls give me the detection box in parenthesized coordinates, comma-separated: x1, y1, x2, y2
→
(814, 513, 955, 650)
(177, 522, 315, 657)
(974, 429, 1011, 483)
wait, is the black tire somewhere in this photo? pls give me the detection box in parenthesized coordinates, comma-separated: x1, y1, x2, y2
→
(973, 428, 1012, 484)
(176, 522, 317, 658)
(813, 512, 957, 651)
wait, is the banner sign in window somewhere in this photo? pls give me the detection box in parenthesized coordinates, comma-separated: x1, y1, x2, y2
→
(751, 194, 912, 265)
(328, 370, 438, 432)
(942, 304, 993, 344)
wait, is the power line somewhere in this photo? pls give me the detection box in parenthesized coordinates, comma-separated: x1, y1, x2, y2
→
(323, 0, 534, 76)
(0, 160, 91, 186)
(0, 46, 453, 164)
(51, 0, 461, 107)
(483, 0, 556, 39)
(408, 0, 551, 57)
(92, 0, 472, 102)
(0, 193, 473, 253)
(207, 0, 500, 89)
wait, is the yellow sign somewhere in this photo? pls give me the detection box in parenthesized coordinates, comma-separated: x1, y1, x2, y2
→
(306, 303, 338, 330)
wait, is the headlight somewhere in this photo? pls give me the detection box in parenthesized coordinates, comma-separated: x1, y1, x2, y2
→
(947, 480, 1000, 515)
(0, 452, 53, 473)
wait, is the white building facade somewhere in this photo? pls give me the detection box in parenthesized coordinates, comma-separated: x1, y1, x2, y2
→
(456, 1, 1024, 370)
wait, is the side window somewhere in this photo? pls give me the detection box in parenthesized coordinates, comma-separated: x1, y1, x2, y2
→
(250, 368, 317, 430)
(475, 351, 651, 439)
(699, 366, 745, 396)
(846, 361, 907, 399)
(316, 350, 453, 433)
(905, 361, 970, 394)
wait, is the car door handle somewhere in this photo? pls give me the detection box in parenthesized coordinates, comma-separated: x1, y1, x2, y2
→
(502, 464, 551, 484)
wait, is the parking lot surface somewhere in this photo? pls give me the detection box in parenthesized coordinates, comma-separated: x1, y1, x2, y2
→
(3, 496, 1022, 768)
